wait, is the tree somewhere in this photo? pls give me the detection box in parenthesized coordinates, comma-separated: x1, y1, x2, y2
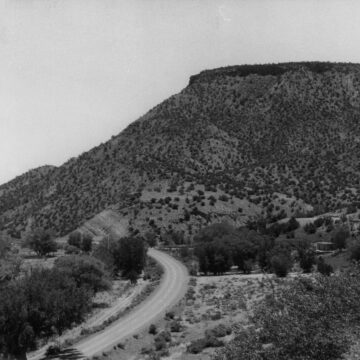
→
(331, 227, 349, 250)
(24, 229, 57, 257)
(271, 253, 292, 277)
(195, 240, 232, 275)
(68, 232, 93, 252)
(298, 248, 316, 273)
(144, 231, 157, 247)
(285, 217, 300, 232)
(0, 235, 11, 258)
(112, 236, 147, 280)
(68, 231, 82, 248)
(257, 236, 275, 270)
(304, 222, 317, 234)
(194, 222, 235, 243)
(0, 236, 22, 284)
(0, 268, 92, 360)
(54, 255, 111, 292)
(225, 229, 262, 273)
(350, 243, 360, 261)
(317, 257, 333, 276)
(92, 236, 117, 274)
(81, 234, 93, 253)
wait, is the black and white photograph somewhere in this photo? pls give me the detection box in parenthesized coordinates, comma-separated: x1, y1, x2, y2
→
(1, 1, 360, 360)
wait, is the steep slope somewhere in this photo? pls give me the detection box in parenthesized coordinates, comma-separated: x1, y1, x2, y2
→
(2, 62, 360, 238)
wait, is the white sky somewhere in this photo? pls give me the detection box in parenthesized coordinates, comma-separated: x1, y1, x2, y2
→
(0, 0, 360, 185)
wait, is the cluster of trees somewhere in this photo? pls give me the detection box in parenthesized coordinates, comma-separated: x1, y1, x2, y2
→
(93, 235, 147, 283)
(66, 231, 93, 253)
(0, 236, 22, 285)
(194, 223, 270, 275)
(0, 229, 149, 359)
(0, 255, 110, 360)
(23, 229, 57, 257)
(193, 222, 320, 277)
(215, 265, 360, 360)
(265, 217, 300, 238)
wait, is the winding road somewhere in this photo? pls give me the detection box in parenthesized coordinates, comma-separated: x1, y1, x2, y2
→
(28, 248, 188, 360)
(76, 248, 188, 357)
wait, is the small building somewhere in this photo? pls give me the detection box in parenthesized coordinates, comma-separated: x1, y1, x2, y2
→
(314, 241, 335, 253)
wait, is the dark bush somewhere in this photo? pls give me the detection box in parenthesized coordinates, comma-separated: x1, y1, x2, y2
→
(304, 222, 317, 234)
(317, 257, 333, 276)
(205, 323, 232, 338)
(187, 338, 207, 354)
(350, 243, 360, 261)
(165, 311, 175, 320)
(45, 344, 61, 356)
(271, 253, 292, 277)
(170, 320, 182, 333)
(149, 324, 157, 335)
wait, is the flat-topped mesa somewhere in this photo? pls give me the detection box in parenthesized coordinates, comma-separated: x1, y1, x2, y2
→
(188, 61, 359, 86)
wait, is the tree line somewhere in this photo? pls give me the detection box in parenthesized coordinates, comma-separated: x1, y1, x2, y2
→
(193, 220, 331, 277)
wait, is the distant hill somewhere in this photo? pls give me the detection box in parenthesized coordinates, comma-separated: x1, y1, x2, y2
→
(2, 62, 360, 240)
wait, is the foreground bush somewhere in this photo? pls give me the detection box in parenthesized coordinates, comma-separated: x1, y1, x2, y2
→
(0, 268, 92, 360)
(205, 323, 232, 338)
(214, 266, 360, 360)
(54, 255, 111, 292)
(270, 253, 292, 277)
(187, 335, 224, 354)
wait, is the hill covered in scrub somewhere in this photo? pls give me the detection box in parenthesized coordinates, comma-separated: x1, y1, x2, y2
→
(2, 62, 360, 239)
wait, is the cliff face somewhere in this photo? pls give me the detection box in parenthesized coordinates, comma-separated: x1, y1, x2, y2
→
(2, 62, 360, 238)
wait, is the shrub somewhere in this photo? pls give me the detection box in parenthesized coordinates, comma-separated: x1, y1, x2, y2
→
(187, 338, 207, 354)
(219, 194, 229, 202)
(45, 344, 61, 356)
(215, 266, 360, 360)
(350, 243, 360, 261)
(205, 335, 224, 348)
(149, 324, 157, 335)
(210, 311, 222, 321)
(64, 244, 80, 254)
(271, 253, 292, 277)
(165, 311, 175, 320)
(304, 222, 317, 234)
(205, 324, 232, 338)
(170, 320, 181, 332)
(188, 335, 224, 354)
(154, 331, 171, 351)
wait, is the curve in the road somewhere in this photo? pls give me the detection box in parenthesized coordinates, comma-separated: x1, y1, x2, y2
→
(74, 248, 188, 357)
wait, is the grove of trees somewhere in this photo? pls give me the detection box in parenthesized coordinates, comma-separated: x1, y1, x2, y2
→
(194, 223, 271, 275)
(93, 235, 147, 283)
(193, 221, 317, 277)
(0, 253, 110, 360)
(67, 231, 93, 253)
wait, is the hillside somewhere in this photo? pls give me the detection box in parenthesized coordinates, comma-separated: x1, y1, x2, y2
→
(2, 62, 360, 239)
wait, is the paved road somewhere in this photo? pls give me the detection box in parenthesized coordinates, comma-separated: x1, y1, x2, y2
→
(75, 248, 188, 357)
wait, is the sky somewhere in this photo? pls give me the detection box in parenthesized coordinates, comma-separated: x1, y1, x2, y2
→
(1, 0, 360, 185)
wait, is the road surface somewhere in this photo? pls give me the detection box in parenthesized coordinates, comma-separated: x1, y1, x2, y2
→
(76, 248, 188, 357)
